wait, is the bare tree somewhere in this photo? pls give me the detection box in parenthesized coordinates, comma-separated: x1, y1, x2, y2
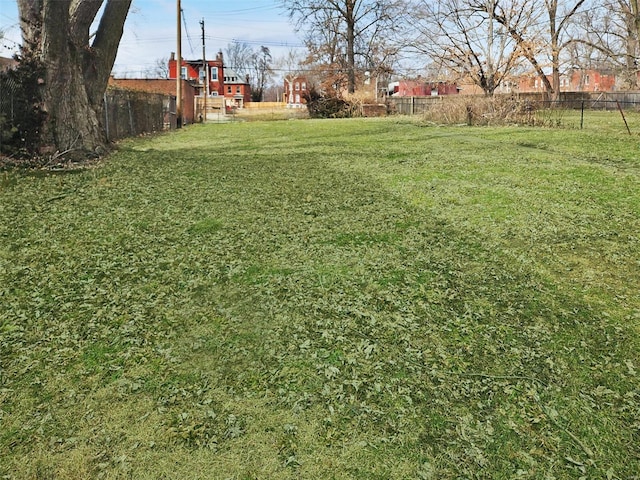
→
(410, 0, 523, 96)
(144, 57, 170, 79)
(251, 46, 273, 102)
(482, 0, 553, 95)
(478, 0, 587, 99)
(573, 0, 640, 89)
(300, 8, 349, 94)
(540, 0, 588, 98)
(281, 0, 403, 93)
(17, 0, 132, 152)
(225, 41, 256, 80)
(225, 42, 273, 102)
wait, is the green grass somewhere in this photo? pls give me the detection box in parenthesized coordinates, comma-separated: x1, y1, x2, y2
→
(1, 116, 639, 478)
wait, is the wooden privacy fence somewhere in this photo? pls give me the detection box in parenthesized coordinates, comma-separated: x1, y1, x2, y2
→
(103, 88, 176, 141)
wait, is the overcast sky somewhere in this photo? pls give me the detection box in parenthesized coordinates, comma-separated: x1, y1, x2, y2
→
(0, 0, 304, 77)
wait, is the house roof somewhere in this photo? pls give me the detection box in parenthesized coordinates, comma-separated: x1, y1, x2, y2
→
(183, 58, 219, 66)
(223, 68, 248, 85)
(108, 77, 196, 96)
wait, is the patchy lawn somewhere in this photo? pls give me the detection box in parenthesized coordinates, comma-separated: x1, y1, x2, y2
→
(1, 116, 639, 478)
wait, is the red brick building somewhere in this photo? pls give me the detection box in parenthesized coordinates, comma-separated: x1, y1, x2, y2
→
(389, 79, 459, 97)
(518, 69, 617, 93)
(168, 51, 251, 108)
(284, 75, 309, 107)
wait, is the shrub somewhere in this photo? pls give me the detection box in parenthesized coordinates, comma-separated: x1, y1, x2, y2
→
(418, 95, 544, 126)
(303, 87, 356, 118)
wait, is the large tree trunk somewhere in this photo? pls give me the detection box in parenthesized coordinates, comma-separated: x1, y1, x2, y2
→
(623, 0, 640, 89)
(17, 0, 132, 153)
(346, 0, 356, 94)
(548, 2, 561, 102)
(491, 5, 554, 100)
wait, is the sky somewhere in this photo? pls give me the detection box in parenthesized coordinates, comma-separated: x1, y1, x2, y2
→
(0, 0, 304, 77)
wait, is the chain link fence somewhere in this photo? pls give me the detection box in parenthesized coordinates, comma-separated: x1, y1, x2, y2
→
(1, 80, 176, 151)
(387, 92, 640, 130)
(103, 88, 176, 141)
(388, 92, 640, 116)
(0, 75, 19, 122)
(0, 65, 44, 153)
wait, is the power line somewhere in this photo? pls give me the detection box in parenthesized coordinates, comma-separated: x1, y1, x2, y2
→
(118, 34, 303, 48)
(205, 35, 304, 48)
(207, 5, 280, 16)
(181, 8, 195, 56)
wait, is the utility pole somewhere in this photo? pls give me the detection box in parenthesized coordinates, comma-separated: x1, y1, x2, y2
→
(176, 0, 182, 127)
(201, 18, 208, 122)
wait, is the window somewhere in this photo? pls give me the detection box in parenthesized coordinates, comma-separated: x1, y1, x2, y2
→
(227, 86, 232, 94)
(210, 67, 218, 81)
(585, 75, 590, 85)
(236, 86, 241, 94)
(295, 94, 300, 104)
(180, 66, 187, 79)
(301, 82, 306, 90)
(295, 82, 300, 91)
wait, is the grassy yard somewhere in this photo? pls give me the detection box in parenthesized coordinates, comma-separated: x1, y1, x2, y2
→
(1, 115, 639, 479)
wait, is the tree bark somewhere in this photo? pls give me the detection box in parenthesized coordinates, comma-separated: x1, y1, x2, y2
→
(548, 0, 587, 101)
(624, 0, 640, 88)
(346, 0, 356, 93)
(17, 0, 132, 153)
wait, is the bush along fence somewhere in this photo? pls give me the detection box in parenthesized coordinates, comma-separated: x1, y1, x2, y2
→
(388, 91, 640, 116)
(103, 87, 176, 142)
(386, 91, 640, 129)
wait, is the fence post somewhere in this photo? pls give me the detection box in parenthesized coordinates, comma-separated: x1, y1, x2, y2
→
(580, 101, 584, 129)
(128, 98, 135, 135)
(103, 93, 110, 141)
(616, 100, 631, 135)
